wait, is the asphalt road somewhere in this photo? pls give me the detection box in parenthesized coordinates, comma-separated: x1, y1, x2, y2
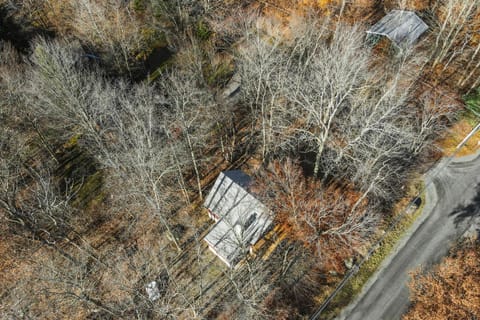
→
(337, 151, 480, 320)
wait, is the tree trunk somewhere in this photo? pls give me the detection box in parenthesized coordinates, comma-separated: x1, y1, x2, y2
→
(185, 131, 203, 200)
(313, 143, 324, 178)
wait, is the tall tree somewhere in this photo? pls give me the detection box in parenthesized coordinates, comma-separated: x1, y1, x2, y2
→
(24, 39, 186, 250)
(159, 69, 218, 200)
(281, 23, 371, 177)
(236, 18, 288, 160)
(431, 0, 480, 73)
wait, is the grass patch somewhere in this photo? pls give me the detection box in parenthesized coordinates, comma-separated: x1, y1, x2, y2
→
(436, 89, 480, 157)
(132, 0, 147, 12)
(56, 136, 105, 209)
(437, 112, 480, 157)
(146, 59, 173, 83)
(464, 88, 480, 116)
(196, 20, 212, 41)
(71, 170, 105, 208)
(136, 28, 169, 66)
(322, 193, 426, 319)
(204, 61, 234, 88)
(463, 110, 479, 127)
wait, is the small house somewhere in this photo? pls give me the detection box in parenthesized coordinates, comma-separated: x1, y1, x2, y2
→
(203, 170, 273, 268)
(366, 10, 428, 49)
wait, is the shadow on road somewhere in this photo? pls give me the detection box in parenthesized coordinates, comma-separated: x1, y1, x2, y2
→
(449, 183, 480, 232)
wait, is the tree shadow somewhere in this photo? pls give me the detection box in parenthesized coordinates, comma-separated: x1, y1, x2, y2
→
(449, 183, 480, 233)
(0, 5, 54, 53)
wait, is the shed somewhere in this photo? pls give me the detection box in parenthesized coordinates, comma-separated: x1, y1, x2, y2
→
(203, 171, 273, 267)
(366, 10, 428, 48)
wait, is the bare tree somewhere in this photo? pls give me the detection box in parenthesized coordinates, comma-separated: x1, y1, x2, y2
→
(430, 0, 480, 72)
(409, 89, 460, 155)
(235, 15, 436, 212)
(0, 128, 90, 270)
(25, 38, 110, 153)
(159, 69, 218, 200)
(94, 242, 201, 319)
(324, 73, 415, 206)
(73, 0, 144, 73)
(32, 248, 120, 318)
(219, 258, 273, 320)
(23, 38, 188, 250)
(19, 0, 145, 73)
(280, 22, 371, 177)
(458, 39, 480, 90)
(103, 83, 185, 251)
(237, 18, 379, 179)
(236, 15, 289, 160)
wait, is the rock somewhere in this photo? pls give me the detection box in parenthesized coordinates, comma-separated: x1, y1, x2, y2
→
(221, 73, 241, 99)
(146, 281, 161, 301)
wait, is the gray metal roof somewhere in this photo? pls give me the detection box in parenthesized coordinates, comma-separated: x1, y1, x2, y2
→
(367, 10, 428, 48)
(204, 171, 273, 267)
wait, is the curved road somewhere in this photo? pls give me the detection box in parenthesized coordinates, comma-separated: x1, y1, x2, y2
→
(338, 151, 480, 320)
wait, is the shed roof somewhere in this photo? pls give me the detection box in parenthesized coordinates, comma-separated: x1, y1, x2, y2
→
(204, 171, 273, 267)
(367, 10, 428, 48)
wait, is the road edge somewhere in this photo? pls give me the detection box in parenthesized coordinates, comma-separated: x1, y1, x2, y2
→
(336, 149, 480, 320)
(336, 165, 439, 319)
